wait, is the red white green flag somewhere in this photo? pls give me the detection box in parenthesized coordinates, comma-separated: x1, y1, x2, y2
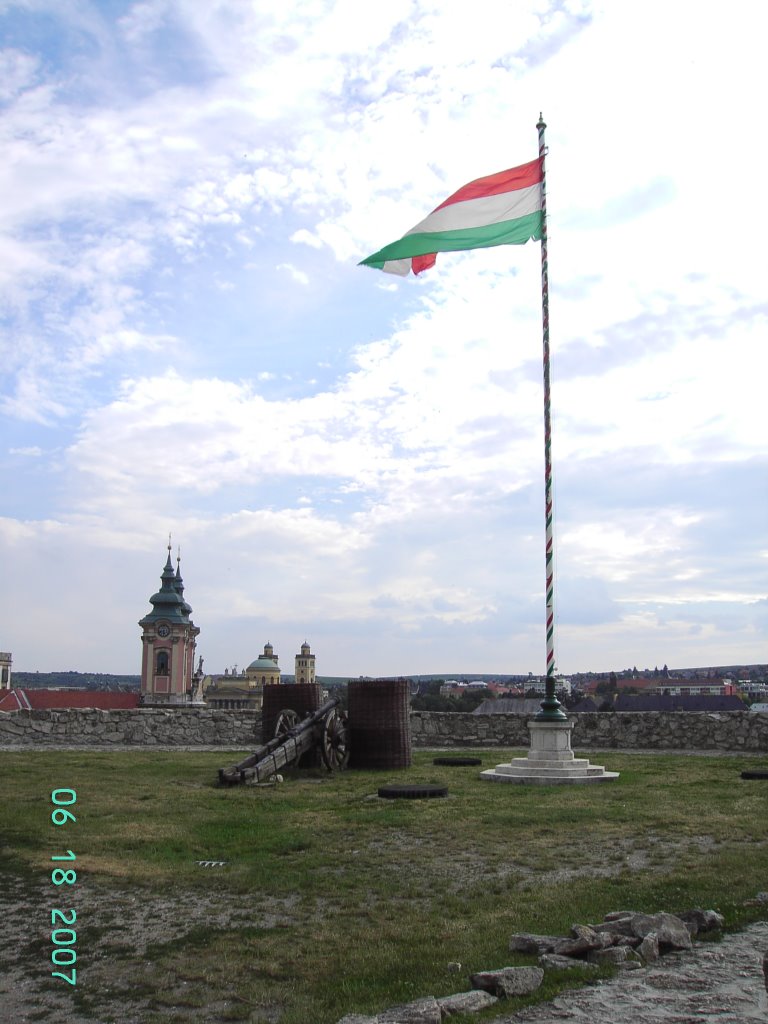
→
(359, 157, 543, 276)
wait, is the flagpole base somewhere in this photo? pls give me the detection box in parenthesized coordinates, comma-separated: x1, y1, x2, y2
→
(480, 719, 620, 786)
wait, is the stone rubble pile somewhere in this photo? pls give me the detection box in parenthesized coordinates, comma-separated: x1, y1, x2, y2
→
(336, 907, 727, 1024)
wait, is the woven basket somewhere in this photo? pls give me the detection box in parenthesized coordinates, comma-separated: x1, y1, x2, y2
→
(348, 678, 412, 769)
(261, 683, 322, 767)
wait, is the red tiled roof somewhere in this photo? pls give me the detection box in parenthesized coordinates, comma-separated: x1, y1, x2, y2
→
(0, 688, 139, 711)
(0, 689, 29, 712)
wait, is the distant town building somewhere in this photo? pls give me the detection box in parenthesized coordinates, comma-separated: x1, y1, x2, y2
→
(0, 651, 11, 690)
(440, 680, 464, 697)
(525, 677, 572, 696)
(741, 681, 768, 701)
(138, 542, 200, 704)
(648, 680, 739, 697)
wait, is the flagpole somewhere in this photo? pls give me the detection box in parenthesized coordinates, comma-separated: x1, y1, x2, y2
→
(535, 113, 566, 721)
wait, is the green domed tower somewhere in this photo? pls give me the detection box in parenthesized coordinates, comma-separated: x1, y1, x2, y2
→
(139, 540, 200, 703)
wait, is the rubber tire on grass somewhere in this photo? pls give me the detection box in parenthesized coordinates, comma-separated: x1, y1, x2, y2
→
(741, 770, 768, 780)
(378, 784, 448, 800)
(432, 757, 482, 767)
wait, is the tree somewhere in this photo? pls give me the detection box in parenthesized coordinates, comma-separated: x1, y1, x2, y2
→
(595, 675, 617, 695)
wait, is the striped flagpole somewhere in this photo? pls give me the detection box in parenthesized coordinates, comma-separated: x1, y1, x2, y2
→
(535, 114, 566, 721)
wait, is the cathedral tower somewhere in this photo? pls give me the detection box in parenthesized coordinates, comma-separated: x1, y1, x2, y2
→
(139, 541, 200, 703)
(295, 641, 315, 685)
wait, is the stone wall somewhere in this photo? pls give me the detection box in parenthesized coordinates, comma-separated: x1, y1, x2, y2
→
(0, 708, 261, 746)
(1, 707, 767, 751)
(411, 711, 768, 752)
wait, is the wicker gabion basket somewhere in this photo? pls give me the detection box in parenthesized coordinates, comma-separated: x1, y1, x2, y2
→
(347, 678, 412, 769)
(261, 683, 322, 744)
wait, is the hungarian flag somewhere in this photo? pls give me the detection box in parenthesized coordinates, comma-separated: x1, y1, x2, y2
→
(359, 157, 543, 276)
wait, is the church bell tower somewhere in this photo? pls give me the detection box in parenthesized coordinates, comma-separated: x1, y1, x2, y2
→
(139, 540, 200, 703)
(294, 641, 316, 685)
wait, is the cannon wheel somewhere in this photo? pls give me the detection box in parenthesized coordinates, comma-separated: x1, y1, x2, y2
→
(320, 706, 350, 771)
(273, 708, 300, 739)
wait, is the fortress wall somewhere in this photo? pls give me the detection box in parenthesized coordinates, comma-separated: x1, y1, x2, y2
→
(410, 710, 768, 751)
(0, 707, 261, 746)
(1, 707, 767, 751)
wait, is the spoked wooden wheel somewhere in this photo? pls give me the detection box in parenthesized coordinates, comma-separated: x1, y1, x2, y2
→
(320, 707, 350, 771)
(273, 708, 300, 740)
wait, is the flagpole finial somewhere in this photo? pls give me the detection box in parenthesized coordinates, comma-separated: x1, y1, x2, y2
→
(537, 112, 546, 130)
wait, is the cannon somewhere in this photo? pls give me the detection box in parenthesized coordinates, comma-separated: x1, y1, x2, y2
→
(218, 696, 349, 786)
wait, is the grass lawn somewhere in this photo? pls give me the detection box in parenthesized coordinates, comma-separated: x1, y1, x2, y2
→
(4, 747, 768, 1023)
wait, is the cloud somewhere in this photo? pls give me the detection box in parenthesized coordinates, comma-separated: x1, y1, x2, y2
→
(565, 178, 677, 231)
(290, 229, 324, 250)
(0, 48, 40, 101)
(9, 446, 43, 457)
(276, 263, 309, 286)
(1, 0, 766, 676)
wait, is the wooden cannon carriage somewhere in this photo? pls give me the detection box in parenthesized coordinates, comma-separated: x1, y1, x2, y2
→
(218, 696, 349, 786)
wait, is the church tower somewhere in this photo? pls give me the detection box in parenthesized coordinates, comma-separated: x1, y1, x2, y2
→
(139, 541, 200, 703)
(0, 651, 11, 690)
(294, 641, 316, 685)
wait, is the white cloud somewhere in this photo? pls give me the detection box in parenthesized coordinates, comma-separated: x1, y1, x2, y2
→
(276, 263, 309, 286)
(1, 0, 766, 675)
(560, 511, 703, 585)
(0, 49, 40, 101)
(9, 446, 43, 457)
(290, 229, 324, 249)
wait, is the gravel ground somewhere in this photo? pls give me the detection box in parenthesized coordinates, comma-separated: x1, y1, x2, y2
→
(4, 867, 767, 1024)
(2, 873, 304, 1023)
(494, 920, 768, 1023)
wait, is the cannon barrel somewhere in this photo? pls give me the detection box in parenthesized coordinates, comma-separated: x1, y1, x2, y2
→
(219, 695, 345, 785)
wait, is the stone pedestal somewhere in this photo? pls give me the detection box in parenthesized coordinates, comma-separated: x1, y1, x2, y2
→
(480, 719, 619, 785)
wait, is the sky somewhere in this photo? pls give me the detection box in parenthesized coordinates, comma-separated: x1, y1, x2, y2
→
(1, 0, 766, 678)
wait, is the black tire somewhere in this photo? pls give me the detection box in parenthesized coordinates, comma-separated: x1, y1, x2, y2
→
(432, 757, 482, 767)
(741, 770, 768, 779)
(377, 784, 448, 800)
